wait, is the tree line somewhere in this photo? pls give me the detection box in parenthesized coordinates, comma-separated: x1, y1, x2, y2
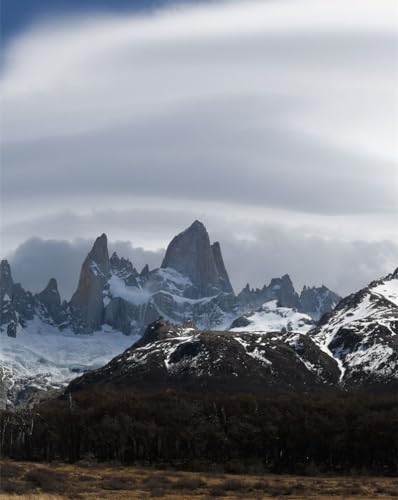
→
(1, 389, 397, 474)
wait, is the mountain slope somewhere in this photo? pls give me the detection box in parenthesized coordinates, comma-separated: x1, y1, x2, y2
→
(311, 268, 398, 386)
(68, 319, 340, 394)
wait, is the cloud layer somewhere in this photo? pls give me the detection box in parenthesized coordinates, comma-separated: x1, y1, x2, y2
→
(1, 0, 397, 296)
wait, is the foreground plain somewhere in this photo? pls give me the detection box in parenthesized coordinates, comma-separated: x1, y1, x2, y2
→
(0, 461, 397, 499)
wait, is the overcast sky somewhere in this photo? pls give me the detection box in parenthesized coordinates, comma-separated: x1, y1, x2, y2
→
(1, 0, 397, 299)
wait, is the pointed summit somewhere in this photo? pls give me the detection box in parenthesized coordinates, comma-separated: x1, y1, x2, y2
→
(0, 260, 17, 329)
(0, 260, 14, 297)
(70, 234, 111, 332)
(141, 264, 150, 276)
(38, 278, 61, 303)
(161, 220, 234, 297)
(88, 233, 109, 274)
(37, 278, 64, 324)
(188, 219, 206, 231)
(211, 241, 234, 294)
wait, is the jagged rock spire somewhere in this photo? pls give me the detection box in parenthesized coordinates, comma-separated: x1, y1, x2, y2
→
(87, 233, 110, 276)
(37, 278, 64, 324)
(0, 260, 14, 297)
(161, 220, 234, 297)
(70, 233, 110, 333)
(0, 259, 16, 328)
(141, 264, 150, 276)
(211, 241, 234, 294)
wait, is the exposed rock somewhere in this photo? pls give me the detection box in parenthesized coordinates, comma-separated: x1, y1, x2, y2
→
(110, 252, 139, 286)
(0, 260, 14, 298)
(211, 241, 234, 294)
(237, 275, 340, 321)
(0, 260, 17, 328)
(70, 233, 110, 333)
(161, 220, 233, 297)
(7, 321, 17, 338)
(36, 278, 65, 325)
(140, 264, 150, 276)
(300, 285, 341, 321)
(266, 275, 301, 308)
(104, 297, 138, 335)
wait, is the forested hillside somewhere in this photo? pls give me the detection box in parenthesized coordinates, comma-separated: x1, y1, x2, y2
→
(1, 390, 396, 475)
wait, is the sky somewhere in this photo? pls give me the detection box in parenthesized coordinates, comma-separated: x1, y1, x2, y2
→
(1, 0, 397, 300)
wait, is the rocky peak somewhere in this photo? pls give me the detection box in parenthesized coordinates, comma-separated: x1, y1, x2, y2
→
(141, 264, 150, 276)
(70, 234, 111, 333)
(0, 260, 14, 297)
(0, 260, 17, 329)
(299, 285, 341, 321)
(265, 274, 300, 309)
(37, 278, 60, 305)
(110, 251, 120, 267)
(36, 278, 64, 324)
(41, 277, 59, 295)
(161, 220, 234, 297)
(87, 233, 110, 277)
(211, 241, 234, 294)
(110, 252, 137, 280)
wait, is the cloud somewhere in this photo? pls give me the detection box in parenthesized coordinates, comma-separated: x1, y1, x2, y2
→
(217, 226, 398, 297)
(1, 1, 397, 214)
(1, 0, 397, 294)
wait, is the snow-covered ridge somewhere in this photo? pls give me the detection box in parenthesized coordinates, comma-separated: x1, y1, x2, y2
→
(372, 278, 398, 307)
(230, 300, 314, 334)
(311, 271, 398, 384)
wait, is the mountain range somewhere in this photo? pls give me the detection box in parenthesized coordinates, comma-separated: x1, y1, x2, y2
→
(68, 262, 398, 396)
(1, 220, 340, 337)
(1, 220, 397, 408)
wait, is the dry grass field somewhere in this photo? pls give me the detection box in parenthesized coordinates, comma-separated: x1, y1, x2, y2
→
(0, 460, 397, 499)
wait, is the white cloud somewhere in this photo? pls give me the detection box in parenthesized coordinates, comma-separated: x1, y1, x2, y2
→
(1, 0, 397, 292)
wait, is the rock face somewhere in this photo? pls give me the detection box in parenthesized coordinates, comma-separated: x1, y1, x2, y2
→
(70, 233, 110, 333)
(0, 260, 13, 298)
(36, 278, 65, 325)
(211, 241, 234, 294)
(0, 260, 17, 329)
(0, 260, 36, 333)
(161, 220, 233, 297)
(237, 275, 341, 321)
(0, 260, 67, 335)
(68, 319, 340, 394)
(311, 268, 398, 387)
(300, 285, 341, 321)
(237, 274, 300, 311)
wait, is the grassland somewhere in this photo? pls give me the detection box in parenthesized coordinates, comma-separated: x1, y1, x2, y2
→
(0, 460, 397, 499)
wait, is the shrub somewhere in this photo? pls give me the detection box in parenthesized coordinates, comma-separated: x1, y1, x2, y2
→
(24, 468, 66, 493)
(101, 477, 135, 490)
(173, 476, 206, 490)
